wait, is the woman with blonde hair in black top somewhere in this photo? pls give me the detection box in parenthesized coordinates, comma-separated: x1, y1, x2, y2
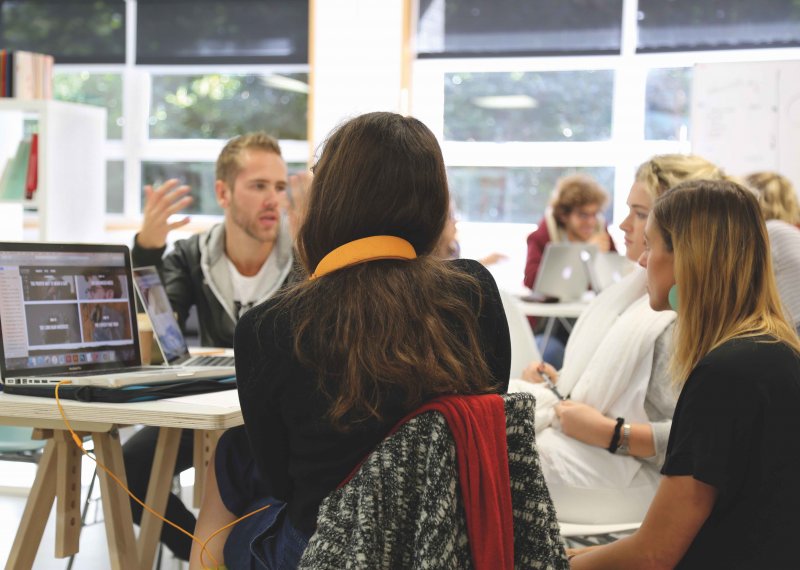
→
(570, 179, 800, 568)
(189, 112, 511, 569)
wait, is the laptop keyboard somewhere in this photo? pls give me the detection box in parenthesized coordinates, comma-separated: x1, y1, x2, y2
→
(190, 356, 236, 367)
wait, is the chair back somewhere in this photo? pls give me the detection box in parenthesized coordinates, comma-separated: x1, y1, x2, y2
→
(499, 289, 542, 378)
(299, 393, 568, 569)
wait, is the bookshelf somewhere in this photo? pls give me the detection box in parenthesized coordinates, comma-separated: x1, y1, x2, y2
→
(0, 100, 106, 242)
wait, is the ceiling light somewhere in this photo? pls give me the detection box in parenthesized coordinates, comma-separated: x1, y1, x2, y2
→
(471, 95, 538, 109)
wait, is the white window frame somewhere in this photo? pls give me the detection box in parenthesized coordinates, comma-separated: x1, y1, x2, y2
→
(52, 0, 310, 225)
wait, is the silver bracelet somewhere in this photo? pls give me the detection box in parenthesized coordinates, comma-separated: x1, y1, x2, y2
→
(617, 423, 631, 454)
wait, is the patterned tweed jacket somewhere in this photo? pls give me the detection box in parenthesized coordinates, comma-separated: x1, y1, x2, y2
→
(298, 393, 569, 569)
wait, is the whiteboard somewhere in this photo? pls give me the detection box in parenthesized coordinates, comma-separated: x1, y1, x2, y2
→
(691, 61, 800, 193)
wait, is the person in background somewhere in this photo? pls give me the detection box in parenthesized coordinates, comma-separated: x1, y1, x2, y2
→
(513, 154, 726, 525)
(123, 132, 309, 561)
(189, 112, 511, 569)
(523, 174, 615, 367)
(524, 174, 615, 289)
(570, 179, 800, 569)
(434, 200, 508, 266)
(745, 171, 800, 334)
(745, 170, 800, 227)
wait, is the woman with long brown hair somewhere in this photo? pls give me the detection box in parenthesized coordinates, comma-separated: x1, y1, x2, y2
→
(189, 112, 511, 569)
(570, 179, 800, 568)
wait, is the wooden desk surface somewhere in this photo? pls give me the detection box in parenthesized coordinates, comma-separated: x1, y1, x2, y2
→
(0, 389, 243, 431)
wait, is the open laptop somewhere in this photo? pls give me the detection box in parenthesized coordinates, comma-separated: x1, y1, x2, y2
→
(530, 243, 598, 302)
(0, 242, 233, 388)
(132, 266, 235, 368)
(584, 252, 635, 293)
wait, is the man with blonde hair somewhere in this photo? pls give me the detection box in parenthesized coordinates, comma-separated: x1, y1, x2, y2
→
(126, 132, 307, 561)
(133, 132, 296, 346)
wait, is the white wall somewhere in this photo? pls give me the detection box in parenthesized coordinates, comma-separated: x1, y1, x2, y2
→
(311, 0, 405, 151)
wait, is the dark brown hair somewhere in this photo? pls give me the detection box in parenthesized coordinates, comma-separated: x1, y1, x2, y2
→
(550, 174, 608, 227)
(277, 112, 496, 429)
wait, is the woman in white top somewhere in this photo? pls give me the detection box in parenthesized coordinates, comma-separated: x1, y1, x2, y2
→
(513, 154, 726, 523)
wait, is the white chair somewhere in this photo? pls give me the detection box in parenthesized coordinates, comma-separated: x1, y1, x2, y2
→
(0, 426, 46, 463)
(498, 288, 542, 379)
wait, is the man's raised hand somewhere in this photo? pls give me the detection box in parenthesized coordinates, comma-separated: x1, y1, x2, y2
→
(137, 179, 193, 249)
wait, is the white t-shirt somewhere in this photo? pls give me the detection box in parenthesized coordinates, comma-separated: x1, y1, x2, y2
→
(226, 256, 272, 318)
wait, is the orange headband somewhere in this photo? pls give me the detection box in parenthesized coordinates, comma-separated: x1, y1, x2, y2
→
(309, 236, 417, 280)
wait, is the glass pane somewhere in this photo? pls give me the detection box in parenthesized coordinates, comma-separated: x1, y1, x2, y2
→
(444, 71, 614, 142)
(137, 0, 308, 64)
(149, 73, 308, 140)
(418, 0, 622, 56)
(0, 1, 125, 64)
(645, 67, 692, 141)
(106, 160, 124, 214)
(141, 162, 220, 216)
(448, 166, 615, 223)
(141, 161, 307, 216)
(638, 0, 800, 52)
(54, 72, 123, 139)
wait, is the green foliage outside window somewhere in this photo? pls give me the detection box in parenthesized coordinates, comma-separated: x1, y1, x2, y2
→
(149, 74, 308, 140)
(53, 73, 123, 139)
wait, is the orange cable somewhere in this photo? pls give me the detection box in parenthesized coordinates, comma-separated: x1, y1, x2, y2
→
(54, 380, 270, 570)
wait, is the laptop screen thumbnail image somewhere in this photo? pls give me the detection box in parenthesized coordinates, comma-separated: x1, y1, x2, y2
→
(0, 243, 141, 379)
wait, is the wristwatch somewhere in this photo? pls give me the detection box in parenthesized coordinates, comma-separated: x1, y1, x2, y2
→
(617, 423, 631, 454)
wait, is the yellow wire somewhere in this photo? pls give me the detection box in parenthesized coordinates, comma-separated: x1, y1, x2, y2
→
(54, 380, 270, 570)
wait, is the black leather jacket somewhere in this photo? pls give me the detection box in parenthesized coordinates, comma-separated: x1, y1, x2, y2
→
(132, 222, 294, 348)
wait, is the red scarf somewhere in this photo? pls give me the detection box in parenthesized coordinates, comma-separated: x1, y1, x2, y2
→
(341, 394, 514, 570)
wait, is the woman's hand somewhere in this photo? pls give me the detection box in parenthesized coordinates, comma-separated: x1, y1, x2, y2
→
(554, 400, 616, 448)
(588, 231, 611, 253)
(521, 361, 559, 384)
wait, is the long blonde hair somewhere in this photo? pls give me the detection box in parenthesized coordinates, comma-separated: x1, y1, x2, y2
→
(635, 154, 725, 201)
(745, 171, 800, 225)
(652, 179, 800, 385)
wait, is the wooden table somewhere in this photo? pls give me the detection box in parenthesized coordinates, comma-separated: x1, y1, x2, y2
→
(0, 389, 242, 570)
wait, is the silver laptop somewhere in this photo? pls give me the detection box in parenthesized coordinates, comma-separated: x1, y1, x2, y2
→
(584, 252, 635, 293)
(0, 242, 233, 388)
(132, 266, 235, 369)
(531, 243, 598, 302)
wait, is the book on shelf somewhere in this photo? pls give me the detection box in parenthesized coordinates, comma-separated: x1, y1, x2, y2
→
(0, 136, 34, 201)
(25, 133, 39, 199)
(0, 49, 54, 99)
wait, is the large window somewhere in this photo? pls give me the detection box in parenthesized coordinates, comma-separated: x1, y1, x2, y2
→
(4, 0, 310, 218)
(638, 0, 800, 52)
(414, 0, 800, 272)
(449, 166, 614, 224)
(0, 0, 126, 63)
(136, 0, 308, 64)
(417, 0, 623, 57)
(149, 73, 308, 140)
(444, 70, 614, 142)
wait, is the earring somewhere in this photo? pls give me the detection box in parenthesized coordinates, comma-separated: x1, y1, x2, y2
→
(668, 285, 679, 311)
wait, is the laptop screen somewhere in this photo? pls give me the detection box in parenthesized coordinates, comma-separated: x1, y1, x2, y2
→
(0, 243, 141, 377)
(132, 266, 190, 365)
